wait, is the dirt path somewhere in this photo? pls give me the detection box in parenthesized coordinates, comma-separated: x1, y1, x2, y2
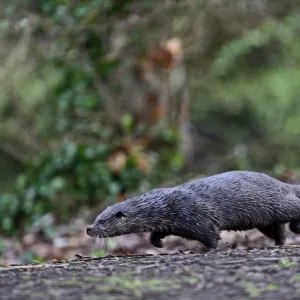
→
(1, 247, 300, 300)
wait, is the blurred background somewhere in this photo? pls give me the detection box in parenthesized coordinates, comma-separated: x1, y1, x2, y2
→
(2, 0, 300, 265)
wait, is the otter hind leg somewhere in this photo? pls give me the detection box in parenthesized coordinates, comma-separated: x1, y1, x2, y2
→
(150, 232, 170, 248)
(257, 224, 286, 246)
(289, 219, 300, 234)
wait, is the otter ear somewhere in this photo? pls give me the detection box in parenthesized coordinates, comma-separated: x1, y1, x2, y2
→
(115, 211, 126, 219)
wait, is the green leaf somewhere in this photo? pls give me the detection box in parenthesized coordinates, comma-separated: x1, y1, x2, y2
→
(121, 114, 134, 132)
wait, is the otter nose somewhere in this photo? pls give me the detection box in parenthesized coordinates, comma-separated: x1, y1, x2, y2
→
(86, 225, 93, 236)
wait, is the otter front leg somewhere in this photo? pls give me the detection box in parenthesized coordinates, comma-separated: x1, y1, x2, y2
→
(150, 232, 170, 248)
(150, 225, 221, 251)
(196, 230, 220, 251)
(181, 225, 221, 251)
(257, 224, 286, 246)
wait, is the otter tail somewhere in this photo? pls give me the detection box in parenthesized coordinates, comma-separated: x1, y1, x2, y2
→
(288, 184, 300, 234)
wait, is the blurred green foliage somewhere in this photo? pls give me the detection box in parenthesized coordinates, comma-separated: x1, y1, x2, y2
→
(2, 0, 300, 236)
(191, 13, 300, 174)
(0, 0, 181, 235)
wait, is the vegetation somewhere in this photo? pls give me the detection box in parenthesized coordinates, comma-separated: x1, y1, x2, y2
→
(0, 0, 182, 234)
(191, 13, 300, 173)
(1, 0, 300, 236)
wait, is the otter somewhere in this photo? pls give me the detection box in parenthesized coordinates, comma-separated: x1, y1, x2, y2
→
(86, 171, 300, 250)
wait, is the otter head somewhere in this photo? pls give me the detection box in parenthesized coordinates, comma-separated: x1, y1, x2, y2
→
(86, 201, 133, 238)
(86, 187, 190, 240)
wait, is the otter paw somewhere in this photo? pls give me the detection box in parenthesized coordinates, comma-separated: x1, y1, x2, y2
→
(151, 238, 163, 248)
(150, 232, 166, 248)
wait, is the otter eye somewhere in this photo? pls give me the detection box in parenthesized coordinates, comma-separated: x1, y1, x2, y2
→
(115, 211, 126, 219)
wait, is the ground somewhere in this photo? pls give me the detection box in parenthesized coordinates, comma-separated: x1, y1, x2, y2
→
(1, 246, 300, 300)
